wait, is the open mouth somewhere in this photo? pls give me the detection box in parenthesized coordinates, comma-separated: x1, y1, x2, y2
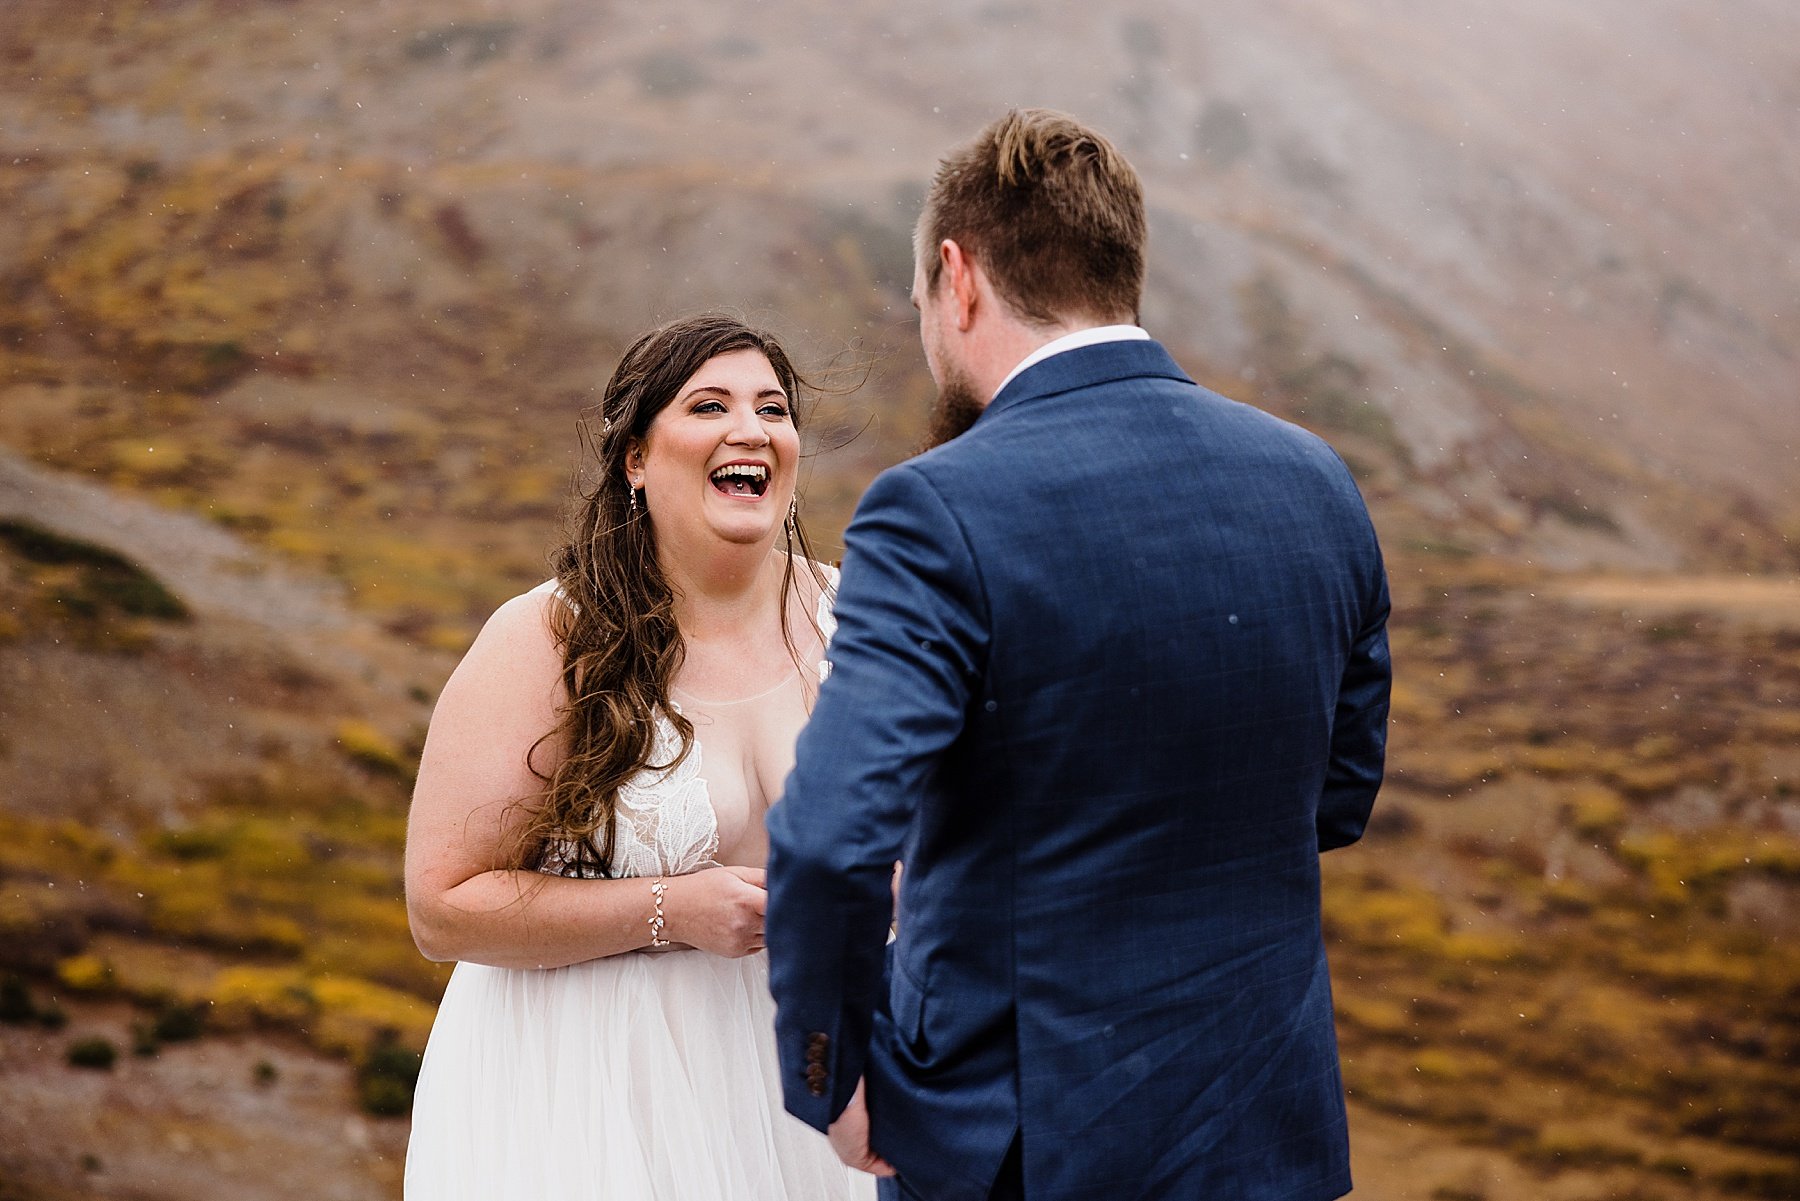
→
(709, 463, 770, 498)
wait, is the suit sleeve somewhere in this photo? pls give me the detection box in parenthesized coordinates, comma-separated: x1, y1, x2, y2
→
(765, 462, 988, 1130)
(1318, 530, 1391, 852)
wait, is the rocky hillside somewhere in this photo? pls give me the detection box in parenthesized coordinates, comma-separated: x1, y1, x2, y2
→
(4, 0, 1797, 574)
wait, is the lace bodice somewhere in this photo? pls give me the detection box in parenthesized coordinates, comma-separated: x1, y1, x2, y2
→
(536, 568, 837, 880)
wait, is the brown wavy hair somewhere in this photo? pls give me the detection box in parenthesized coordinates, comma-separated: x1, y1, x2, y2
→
(514, 314, 828, 876)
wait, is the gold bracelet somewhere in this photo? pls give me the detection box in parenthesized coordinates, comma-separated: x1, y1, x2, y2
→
(648, 878, 670, 947)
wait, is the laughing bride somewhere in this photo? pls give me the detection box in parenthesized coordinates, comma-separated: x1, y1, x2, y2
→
(402, 314, 873, 1200)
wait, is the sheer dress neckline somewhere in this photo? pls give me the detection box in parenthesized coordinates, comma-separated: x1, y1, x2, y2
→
(670, 667, 802, 708)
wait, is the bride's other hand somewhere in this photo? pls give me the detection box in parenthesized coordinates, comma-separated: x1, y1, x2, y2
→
(665, 865, 767, 958)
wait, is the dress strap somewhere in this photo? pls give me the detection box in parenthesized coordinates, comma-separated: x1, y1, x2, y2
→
(814, 564, 839, 680)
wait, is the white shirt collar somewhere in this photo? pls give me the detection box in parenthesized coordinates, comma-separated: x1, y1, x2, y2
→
(992, 324, 1151, 400)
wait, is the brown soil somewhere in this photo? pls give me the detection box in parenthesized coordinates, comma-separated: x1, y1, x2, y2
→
(0, 998, 405, 1201)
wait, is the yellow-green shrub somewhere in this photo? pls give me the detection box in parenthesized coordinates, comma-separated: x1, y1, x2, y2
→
(1525, 1122, 1644, 1169)
(1563, 784, 1627, 840)
(55, 954, 114, 993)
(336, 719, 413, 781)
(210, 964, 316, 1027)
(308, 974, 434, 1056)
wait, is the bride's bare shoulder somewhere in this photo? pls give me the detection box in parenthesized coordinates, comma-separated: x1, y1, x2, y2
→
(452, 583, 566, 679)
(499, 578, 568, 629)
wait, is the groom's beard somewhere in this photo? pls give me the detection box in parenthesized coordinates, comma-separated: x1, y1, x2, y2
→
(919, 369, 985, 453)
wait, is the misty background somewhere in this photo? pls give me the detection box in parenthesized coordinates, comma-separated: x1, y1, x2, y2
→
(0, 2, 1796, 1199)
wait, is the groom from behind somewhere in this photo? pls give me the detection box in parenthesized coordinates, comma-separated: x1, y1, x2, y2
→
(767, 109, 1390, 1200)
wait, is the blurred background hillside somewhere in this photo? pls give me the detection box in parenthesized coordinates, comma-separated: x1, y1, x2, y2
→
(0, 2, 1795, 1198)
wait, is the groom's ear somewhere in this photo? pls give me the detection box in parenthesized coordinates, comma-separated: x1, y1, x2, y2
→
(940, 239, 980, 332)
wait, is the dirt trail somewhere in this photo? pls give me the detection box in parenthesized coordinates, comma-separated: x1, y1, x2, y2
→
(0, 447, 352, 636)
(0, 446, 444, 706)
(1554, 572, 1800, 628)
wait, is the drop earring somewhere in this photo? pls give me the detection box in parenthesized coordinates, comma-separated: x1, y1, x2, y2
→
(628, 481, 640, 515)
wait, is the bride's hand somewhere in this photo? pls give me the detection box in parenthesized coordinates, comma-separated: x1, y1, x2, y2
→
(662, 866, 767, 958)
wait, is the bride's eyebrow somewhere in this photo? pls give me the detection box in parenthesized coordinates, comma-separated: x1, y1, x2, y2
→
(679, 386, 789, 402)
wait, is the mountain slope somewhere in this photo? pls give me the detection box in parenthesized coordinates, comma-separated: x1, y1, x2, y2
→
(2, 0, 1796, 572)
(1, 5, 1797, 1200)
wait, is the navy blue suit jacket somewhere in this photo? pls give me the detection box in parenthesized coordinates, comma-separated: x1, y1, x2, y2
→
(767, 339, 1390, 1201)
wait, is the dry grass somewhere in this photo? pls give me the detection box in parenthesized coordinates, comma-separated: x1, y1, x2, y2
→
(1324, 559, 1800, 1200)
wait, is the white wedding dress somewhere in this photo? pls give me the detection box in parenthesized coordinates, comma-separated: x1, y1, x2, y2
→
(405, 578, 873, 1200)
